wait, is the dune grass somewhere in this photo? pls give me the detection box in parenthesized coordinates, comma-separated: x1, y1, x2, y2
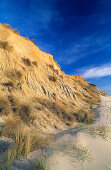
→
(53, 139, 91, 164)
(31, 157, 49, 170)
(0, 114, 52, 168)
(88, 125, 110, 139)
(75, 123, 110, 140)
(75, 109, 95, 124)
(6, 132, 31, 169)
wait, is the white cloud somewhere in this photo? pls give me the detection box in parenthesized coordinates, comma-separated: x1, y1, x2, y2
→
(82, 64, 111, 79)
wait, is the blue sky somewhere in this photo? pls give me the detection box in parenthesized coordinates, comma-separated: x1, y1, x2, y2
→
(0, 0, 111, 94)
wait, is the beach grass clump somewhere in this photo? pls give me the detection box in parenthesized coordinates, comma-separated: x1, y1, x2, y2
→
(88, 125, 110, 139)
(76, 109, 95, 124)
(56, 139, 91, 164)
(30, 130, 52, 151)
(7, 132, 31, 169)
(18, 104, 35, 124)
(1, 114, 52, 168)
(31, 157, 48, 170)
(2, 114, 26, 139)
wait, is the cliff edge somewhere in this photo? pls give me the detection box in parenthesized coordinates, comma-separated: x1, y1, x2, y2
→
(0, 23, 100, 133)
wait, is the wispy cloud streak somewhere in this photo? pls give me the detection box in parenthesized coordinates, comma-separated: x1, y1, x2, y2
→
(82, 64, 111, 79)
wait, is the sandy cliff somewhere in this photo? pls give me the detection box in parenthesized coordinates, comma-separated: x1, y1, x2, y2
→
(0, 23, 100, 132)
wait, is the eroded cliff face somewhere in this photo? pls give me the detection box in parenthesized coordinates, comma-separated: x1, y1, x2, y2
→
(0, 23, 100, 132)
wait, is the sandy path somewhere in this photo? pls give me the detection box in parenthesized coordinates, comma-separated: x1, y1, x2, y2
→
(94, 95, 111, 126)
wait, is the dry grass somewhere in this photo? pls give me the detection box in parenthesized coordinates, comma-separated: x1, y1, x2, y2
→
(31, 157, 48, 170)
(3, 24, 12, 29)
(32, 61, 37, 66)
(0, 97, 11, 116)
(3, 24, 19, 35)
(82, 94, 99, 108)
(2, 81, 14, 88)
(0, 41, 12, 52)
(88, 125, 110, 139)
(7, 95, 35, 124)
(7, 132, 31, 169)
(6, 69, 22, 81)
(59, 75, 63, 79)
(13, 29, 20, 35)
(75, 109, 95, 124)
(2, 114, 26, 139)
(48, 76, 57, 82)
(48, 64, 54, 69)
(18, 104, 35, 124)
(30, 130, 52, 151)
(31, 39, 35, 43)
(1, 114, 52, 168)
(22, 58, 32, 66)
(34, 97, 75, 126)
(48, 64, 58, 75)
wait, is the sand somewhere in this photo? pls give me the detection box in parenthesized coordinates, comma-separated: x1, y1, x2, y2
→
(47, 95, 111, 170)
